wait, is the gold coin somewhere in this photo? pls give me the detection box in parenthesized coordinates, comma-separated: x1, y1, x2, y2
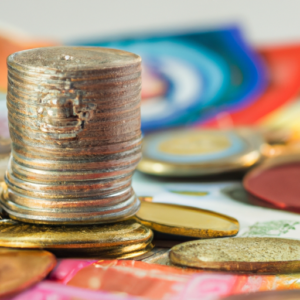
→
(158, 131, 231, 155)
(0, 218, 153, 257)
(0, 248, 56, 298)
(135, 200, 239, 238)
(138, 128, 264, 177)
(170, 237, 300, 274)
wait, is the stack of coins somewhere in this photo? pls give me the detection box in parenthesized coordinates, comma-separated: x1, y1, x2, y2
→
(1, 46, 142, 225)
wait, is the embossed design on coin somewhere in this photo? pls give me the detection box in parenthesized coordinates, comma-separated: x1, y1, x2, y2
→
(170, 237, 300, 273)
(37, 90, 96, 139)
(3, 46, 142, 224)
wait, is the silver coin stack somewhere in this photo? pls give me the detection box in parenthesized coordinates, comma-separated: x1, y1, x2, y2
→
(1, 46, 142, 224)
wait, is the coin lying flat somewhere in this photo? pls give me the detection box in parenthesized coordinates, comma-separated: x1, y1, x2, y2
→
(223, 290, 300, 300)
(138, 128, 264, 177)
(244, 156, 300, 213)
(0, 218, 153, 258)
(0, 248, 56, 298)
(170, 237, 300, 274)
(135, 200, 239, 238)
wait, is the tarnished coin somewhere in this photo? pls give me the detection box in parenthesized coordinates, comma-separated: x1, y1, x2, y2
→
(170, 237, 300, 274)
(0, 218, 153, 258)
(223, 290, 300, 300)
(135, 200, 239, 238)
(138, 128, 264, 177)
(4, 46, 142, 224)
(0, 248, 56, 298)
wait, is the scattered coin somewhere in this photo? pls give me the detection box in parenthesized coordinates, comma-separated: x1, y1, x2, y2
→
(170, 237, 300, 273)
(244, 155, 300, 213)
(0, 248, 56, 298)
(138, 128, 264, 177)
(135, 200, 239, 238)
(0, 218, 153, 258)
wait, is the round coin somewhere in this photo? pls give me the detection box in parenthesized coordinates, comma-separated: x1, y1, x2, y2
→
(0, 248, 56, 298)
(135, 200, 239, 238)
(0, 218, 153, 258)
(138, 128, 264, 176)
(170, 237, 300, 274)
(244, 156, 300, 213)
(4, 46, 142, 224)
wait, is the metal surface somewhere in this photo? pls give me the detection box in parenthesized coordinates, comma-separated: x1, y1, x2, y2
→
(0, 248, 56, 298)
(135, 200, 239, 238)
(170, 237, 300, 274)
(138, 128, 265, 177)
(244, 155, 300, 213)
(2, 46, 142, 224)
(0, 217, 153, 257)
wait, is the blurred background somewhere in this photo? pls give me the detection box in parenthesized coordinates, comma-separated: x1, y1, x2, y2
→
(1, 0, 300, 44)
(2, 0, 300, 142)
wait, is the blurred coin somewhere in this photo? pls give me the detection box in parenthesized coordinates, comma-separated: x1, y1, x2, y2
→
(0, 248, 56, 298)
(223, 290, 300, 300)
(170, 237, 300, 273)
(135, 200, 239, 238)
(244, 155, 300, 213)
(138, 128, 264, 177)
(0, 137, 10, 181)
(0, 218, 153, 258)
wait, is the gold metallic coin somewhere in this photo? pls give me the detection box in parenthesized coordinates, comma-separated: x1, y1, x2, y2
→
(138, 128, 265, 177)
(135, 200, 239, 238)
(223, 290, 300, 300)
(0, 248, 56, 298)
(0, 218, 153, 258)
(170, 237, 300, 274)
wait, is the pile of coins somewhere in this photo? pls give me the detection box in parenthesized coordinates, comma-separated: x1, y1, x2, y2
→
(2, 46, 142, 224)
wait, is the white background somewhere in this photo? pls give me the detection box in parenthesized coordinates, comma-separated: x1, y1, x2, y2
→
(0, 0, 300, 46)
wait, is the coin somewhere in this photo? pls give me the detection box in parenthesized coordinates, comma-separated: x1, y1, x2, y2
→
(0, 218, 153, 258)
(244, 155, 300, 213)
(170, 237, 300, 273)
(0, 137, 11, 181)
(223, 290, 300, 300)
(0, 248, 56, 298)
(135, 200, 239, 238)
(3, 46, 142, 224)
(138, 128, 264, 176)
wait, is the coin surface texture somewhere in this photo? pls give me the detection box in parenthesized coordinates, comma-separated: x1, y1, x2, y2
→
(170, 237, 300, 273)
(3, 46, 142, 224)
(138, 128, 264, 176)
(135, 200, 239, 238)
(0, 218, 153, 257)
(0, 248, 56, 298)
